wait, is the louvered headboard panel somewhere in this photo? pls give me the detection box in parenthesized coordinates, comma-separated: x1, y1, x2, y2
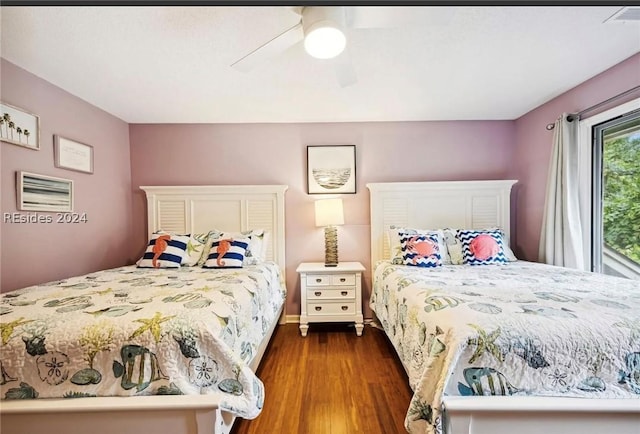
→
(367, 180, 517, 269)
(140, 185, 288, 274)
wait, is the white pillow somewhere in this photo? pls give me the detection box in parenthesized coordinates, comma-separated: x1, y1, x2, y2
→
(184, 231, 215, 266)
(499, 229, 519, 261)
(442, 228, 464, 265)
(244, 229, 269, 264)
(387, 226, 450, 265)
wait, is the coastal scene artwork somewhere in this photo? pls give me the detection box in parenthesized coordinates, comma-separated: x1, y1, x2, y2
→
(1, 102, 40, 150)
(17, 171, 73, 212)
(307, 145, 356, 194)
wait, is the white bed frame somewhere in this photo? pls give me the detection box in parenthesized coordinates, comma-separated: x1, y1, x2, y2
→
(1, 184, 289, 434)
(367, 180, 639, 434)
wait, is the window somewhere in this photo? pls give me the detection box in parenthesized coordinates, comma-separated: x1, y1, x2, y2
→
(591, 109, 640, 279)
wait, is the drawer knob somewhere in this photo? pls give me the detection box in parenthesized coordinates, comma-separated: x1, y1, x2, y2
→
(341, 306, 348, 311)
(315, 291, 322, 297)
(339, 278, 346, 282)
(315, 306, 322, 311)
(341, 291, 348, 296)
(316, 278, 322, 283)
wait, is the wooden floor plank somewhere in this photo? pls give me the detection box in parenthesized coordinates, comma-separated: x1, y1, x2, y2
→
(232, 323, 412, 434)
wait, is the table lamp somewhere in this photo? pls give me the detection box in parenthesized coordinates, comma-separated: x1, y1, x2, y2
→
(315, 198, 344, 267)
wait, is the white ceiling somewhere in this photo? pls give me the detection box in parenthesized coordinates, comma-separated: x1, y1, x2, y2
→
(1, 6, 639, 124)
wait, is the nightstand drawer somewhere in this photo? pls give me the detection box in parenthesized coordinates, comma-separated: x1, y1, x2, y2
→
(308, 301, 356, 315)
(307, 288, 355, 300)
(306, 274, 331, 286)
(306, 274, 357, 287)
(331, 274, 355, 286)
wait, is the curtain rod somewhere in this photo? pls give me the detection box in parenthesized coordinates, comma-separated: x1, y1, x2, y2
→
(545, 85, 640, 130)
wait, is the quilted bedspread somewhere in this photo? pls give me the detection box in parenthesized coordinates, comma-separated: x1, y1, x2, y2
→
(0, 262, 285, 419)
(370, 260, 640, 434)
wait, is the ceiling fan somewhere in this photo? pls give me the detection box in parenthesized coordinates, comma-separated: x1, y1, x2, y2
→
(230, 6, 454, 88)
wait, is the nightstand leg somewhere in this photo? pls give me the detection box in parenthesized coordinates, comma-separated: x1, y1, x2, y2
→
(355, 322, 364, 336)
(299, 323, 309, 337)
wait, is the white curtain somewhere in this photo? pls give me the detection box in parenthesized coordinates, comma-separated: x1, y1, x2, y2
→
(539, 113, 585, 270)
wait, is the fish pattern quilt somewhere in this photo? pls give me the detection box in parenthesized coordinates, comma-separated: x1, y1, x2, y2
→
(0, 262, 286, 419)
(370, 260, 640, 434)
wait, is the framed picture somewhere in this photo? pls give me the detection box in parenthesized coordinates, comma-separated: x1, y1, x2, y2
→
(307, 145, 356, 194)
(0, 102, 40, 150)
(17, 171, 73, 212)
(54, 135, 94, 174)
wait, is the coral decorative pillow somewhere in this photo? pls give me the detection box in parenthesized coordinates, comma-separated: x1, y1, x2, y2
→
(470, 234, 500, 259)
(456, 229, 508, 265)
(388, 226, 450, 265)
(202, 238, 250, 268)
(137, 232, 190, 268)
(400, 233, 442, 268)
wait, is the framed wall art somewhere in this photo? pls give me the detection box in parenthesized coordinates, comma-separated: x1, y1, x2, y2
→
(54, 135, 94, 174)
(307, 145, 356, 194)
(17, 171, 74, 212)
(0, 102, 40, 150)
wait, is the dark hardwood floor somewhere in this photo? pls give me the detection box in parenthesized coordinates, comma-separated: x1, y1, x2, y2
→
(232, 323, 413, 434)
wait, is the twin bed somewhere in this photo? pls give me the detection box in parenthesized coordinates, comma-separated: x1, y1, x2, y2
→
(1, 184, 288, 434)
(368, 180, 639, 434)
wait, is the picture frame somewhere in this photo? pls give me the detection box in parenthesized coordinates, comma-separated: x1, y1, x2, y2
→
(0, 102, 40, 150)
(54, 135, 94, 174)
(307, 145, 356, 194)
(17, 171, 74, 212)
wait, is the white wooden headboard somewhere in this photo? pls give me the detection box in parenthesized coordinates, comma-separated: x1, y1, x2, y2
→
(367, 180, 517, 268)
(140, 185, 288, 277)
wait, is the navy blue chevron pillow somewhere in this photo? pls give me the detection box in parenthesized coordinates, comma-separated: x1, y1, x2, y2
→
(456, 229, 508, 265)
(399, 233, 442, 268)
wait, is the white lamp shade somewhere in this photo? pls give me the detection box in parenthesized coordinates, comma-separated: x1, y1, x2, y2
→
(315, 198, 344, 227)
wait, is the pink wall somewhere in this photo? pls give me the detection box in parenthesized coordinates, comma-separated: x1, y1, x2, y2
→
(8, 50, 636, 316)
(1, 59, 134, 292)
(130, 121, 515, 318)
(512, 53, 640, 261)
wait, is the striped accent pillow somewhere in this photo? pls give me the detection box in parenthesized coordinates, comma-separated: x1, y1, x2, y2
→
(202, 238, 250, 268)
(137, 232, 190, 268)
(456, 229, 508, 265)
(399, 232, 442, 268)
(198, 230, 268, 266)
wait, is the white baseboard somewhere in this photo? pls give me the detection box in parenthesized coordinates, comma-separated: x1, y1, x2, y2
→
(285, 315, 300, 324)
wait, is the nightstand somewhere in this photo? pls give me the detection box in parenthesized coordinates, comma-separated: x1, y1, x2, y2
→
(296, 262, 365, 337)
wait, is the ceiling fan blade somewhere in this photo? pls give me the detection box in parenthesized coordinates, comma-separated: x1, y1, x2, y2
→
(231, 22, 304, 72)
(334, 50, 357, 88)
(345, 6, 455, 29)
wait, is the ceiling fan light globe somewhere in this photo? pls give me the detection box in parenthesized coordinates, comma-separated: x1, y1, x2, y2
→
(304, 25, 346, 59)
